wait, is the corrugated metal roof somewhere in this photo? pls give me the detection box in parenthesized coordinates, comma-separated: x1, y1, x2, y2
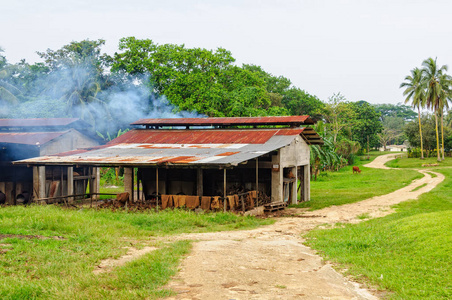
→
(131, 116, 314, 127)
(14, 127, 323, 167)
(0, 118, 81, 128)
(0, 131, 68, 145)
(14, 136, 294, 167)
(109, 128, 305, 145)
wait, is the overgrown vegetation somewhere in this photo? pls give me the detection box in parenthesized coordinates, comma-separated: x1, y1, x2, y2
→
(306, 167, 452, 299)
(0, 206, 273, 299)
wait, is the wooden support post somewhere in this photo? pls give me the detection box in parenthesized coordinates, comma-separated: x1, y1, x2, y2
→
(60, 167, 64, 200)
(89, 167, 93, 207)
(255, 157, 259, 206)
(67, 166, 74, 204)
(197, 168, 203, 196)
(137, 169, 140, 202)
(291, 166, 298, 205)
(223, 169, 227, 212)
(5, 182, 14, 205)
(124, 167, 133, 202)
(38, 166, 46, 200)
(94, 167, 100, 201)
(156, 168, 159, 211)
(304, 164, 310, 202)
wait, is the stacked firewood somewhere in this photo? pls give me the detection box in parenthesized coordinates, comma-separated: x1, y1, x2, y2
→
(97, 189, 272, 212)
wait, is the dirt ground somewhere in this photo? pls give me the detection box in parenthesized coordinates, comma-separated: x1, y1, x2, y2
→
(94, 154, 444, 299)
(161, 154, 444, 300)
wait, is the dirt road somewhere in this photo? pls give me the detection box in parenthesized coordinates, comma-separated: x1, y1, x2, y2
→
(160, 154, 444, 300)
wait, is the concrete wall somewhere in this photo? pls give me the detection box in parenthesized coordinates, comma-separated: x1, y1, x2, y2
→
(279, 135, 310, 166)
(271, 136, 311, 203)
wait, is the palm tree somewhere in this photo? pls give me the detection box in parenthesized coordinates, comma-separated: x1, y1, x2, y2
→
(400, 67, 426, 159)
(421, 58, 451, 162)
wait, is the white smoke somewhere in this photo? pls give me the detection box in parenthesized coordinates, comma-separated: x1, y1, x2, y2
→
(0, 63, 205, 135)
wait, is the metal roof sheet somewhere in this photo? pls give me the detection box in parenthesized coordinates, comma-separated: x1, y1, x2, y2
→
(0, 118, 82, 128)
(131, 116, 314, 127)
(14, 135, 295, 167)
(14, 127, 323, 167)
(0, 131, 68, 146)
(108, 128, 305, 145)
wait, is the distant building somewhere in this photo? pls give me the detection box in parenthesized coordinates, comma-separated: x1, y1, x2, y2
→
(0, 118, 100, 205)
(379, 144, 407, 152)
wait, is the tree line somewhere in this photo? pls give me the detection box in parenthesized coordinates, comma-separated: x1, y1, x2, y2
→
(401, 58, 452, 161)
(1, 38, 416, 173)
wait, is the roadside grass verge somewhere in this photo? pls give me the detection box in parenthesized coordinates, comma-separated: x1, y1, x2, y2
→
(0, 206, 272, 299)
(294, 165, 421, 210)
(305, 168, 452, 299)
(386, 156, 452, 168)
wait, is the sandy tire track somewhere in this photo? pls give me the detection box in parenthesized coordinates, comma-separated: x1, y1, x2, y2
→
(158, 154, 443, 299)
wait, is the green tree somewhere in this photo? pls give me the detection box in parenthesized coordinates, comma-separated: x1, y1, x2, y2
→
(405, 114, 448, 155)
(37, 39, 112, 128)
(373, 103, 417, 121)
(322, 92, 356, 143)
(400, 67, 426, 159)
(382, 115, 406, 144)
(421, 58, 451, 161)
(350, 101, 383, 150)
(377, 128, 400, 150)
(113, 37, 289, 117)
(0, 49, 22, 107)
(310, 137, 342, 180)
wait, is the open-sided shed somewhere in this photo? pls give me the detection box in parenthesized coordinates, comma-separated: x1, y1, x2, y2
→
(14, 116, 322, 211)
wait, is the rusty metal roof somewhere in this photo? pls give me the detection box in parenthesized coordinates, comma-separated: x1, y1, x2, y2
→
(0, 131, 68, 146)
(15, 127, 321, 167)
(131, 116, 314, 127)
(108, 128, 306, 145)
(0, 118, 83, 128)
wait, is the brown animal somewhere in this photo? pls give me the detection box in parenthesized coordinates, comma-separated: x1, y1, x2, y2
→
(352, 166, 361, 173)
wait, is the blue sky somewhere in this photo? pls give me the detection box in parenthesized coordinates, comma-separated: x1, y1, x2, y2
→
(2, 0, 452, 105)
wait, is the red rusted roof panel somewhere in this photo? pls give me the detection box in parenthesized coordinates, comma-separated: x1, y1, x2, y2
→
(217, 151, 240, 156)
(0, 118, 81, 127)
(109, 128, 304, 145)
(131, 116, 314, 126)
(0, 132, 67, 145)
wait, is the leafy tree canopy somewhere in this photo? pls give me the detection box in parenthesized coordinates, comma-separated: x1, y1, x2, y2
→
(350, 100, 383, 148)
(373, 103, 417, 122)
(113, 37, 294, 117)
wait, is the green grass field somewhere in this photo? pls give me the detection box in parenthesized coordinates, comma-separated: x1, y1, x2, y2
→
(386, 156, 452, 168)
(305, 166, 452, 298)
(0, 206, 273, 299)
(294, 152, 422, 210)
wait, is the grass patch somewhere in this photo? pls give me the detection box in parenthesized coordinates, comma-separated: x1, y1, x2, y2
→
(386, 156, 452, 169)
(427, 172, 438, 178)
(410, 183, 427, 192)
(356, 213, 370, 220)
(294, 165, 421, 210)
(99, 186, 124, 200)
(0, 206, 272, 299)
(306, 168, 452, 299)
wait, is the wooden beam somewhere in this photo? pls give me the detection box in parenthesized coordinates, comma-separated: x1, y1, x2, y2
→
(156, 168, 159, 211)
(223, 169, 227, 212)
(197, 168, 203, 196)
